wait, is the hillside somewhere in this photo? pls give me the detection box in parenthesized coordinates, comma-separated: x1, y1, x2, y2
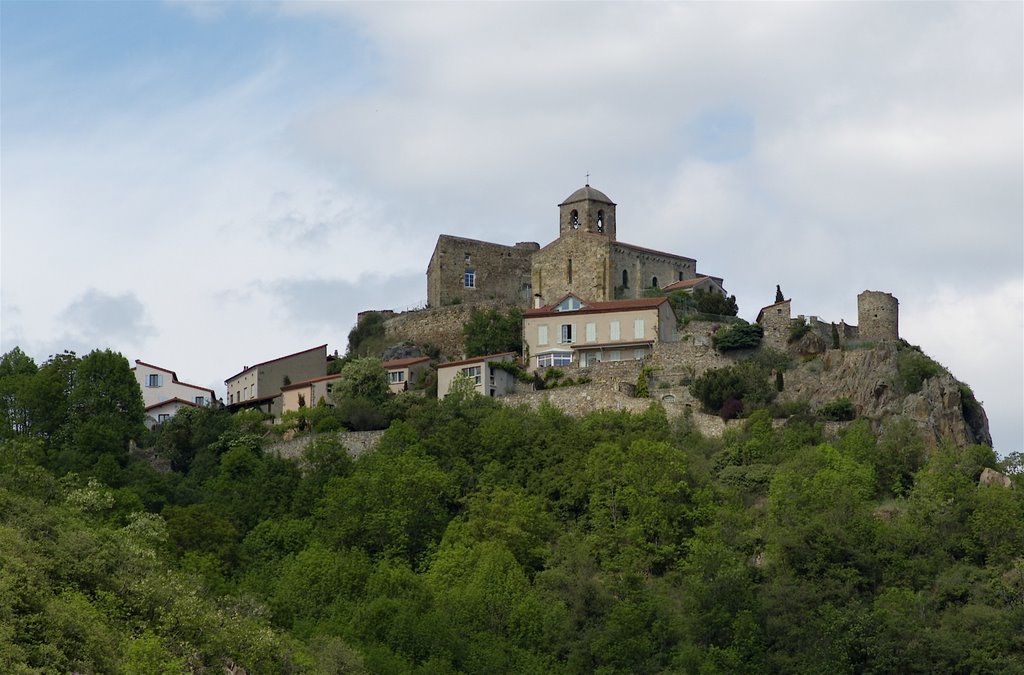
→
(1, 346, 1021, 673)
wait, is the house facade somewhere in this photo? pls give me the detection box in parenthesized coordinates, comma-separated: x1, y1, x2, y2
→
(132, 360, 215, 429)
(225, 344, 328, 417)
(382, 355, 432, 394)
(280, 373, 342, 415)
(437, 352, 517, 398)
(523, 295, 677, 371)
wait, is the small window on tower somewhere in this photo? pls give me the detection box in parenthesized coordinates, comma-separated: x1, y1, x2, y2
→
(464, 253, 471, 264)
(596, 210, 604, 233)
(570, 209, 580, 229)
(678, 271, 684, 281)
(651, 276, 658, 289)
(622, 270, 629, 288)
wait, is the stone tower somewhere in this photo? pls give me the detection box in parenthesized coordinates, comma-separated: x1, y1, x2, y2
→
(857, 290, 899, 342)
(558, 184, 617, 240)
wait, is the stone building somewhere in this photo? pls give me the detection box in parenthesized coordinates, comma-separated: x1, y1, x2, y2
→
(425, 184, 722, 309)
(858, 290, 899, 342)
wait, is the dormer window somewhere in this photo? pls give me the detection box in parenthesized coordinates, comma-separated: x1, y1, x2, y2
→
(555, 296, 583, 312)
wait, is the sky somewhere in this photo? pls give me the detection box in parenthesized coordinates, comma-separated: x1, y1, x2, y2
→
(1, 1, 1021, 455)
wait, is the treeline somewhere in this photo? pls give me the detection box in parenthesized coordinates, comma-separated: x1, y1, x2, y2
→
(1, 347, 1023, 673)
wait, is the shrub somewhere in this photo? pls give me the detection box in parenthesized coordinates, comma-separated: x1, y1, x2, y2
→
(690, 361, 773, 414)
(819, 397, 856, 421)
(769, 399, 811, 419)
(788, 318, 811, 344)
(897, 348, 944, 393)
(720, 398, 743, 421)
(712, 323, 764, 352)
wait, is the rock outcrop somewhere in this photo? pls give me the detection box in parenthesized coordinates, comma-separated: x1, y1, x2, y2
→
(778, 344, 991, 448)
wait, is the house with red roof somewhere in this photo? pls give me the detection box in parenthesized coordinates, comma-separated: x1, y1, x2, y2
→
(382, 355, 432, 394)
(131, 360, 215, 428)
(225, 344, 328, 417)
(522, 294, 678, 371)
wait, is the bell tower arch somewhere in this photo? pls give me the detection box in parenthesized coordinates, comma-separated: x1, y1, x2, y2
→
(558, 184, 616, 240)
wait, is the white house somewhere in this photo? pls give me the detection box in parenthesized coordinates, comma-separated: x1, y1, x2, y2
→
(436, 352, 517, 399)
(132, 360, 215, 429)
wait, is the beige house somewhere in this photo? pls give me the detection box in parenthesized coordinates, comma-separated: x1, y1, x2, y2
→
(132, 360, 215, 429)
(280, 373, 343, 415)
(225, 344, 328, 417)
(437, 352, 517, 399)
(382, 355, 432, 394)
(523, 294, 677, 371)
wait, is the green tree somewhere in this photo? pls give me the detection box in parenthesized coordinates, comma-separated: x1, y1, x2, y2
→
(347, 312, 387, 358)
(334, 358, 389, 403)
(463, 307, 523, 357)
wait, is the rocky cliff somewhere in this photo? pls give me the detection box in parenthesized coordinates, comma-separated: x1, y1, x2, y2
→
(779, 344, 991, 448)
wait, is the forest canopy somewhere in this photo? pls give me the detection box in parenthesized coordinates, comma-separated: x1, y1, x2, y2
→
(1, 346, 1022, 673)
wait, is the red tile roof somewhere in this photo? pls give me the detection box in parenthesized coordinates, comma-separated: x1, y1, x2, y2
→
(438, 352, 518, 369)
(145, 397, 201, 412)
(382, 356, 431, 369)
(524, 296, 669, 318)
(280, 373, 343, 391)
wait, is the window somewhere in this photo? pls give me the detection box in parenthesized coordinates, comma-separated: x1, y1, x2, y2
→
(560, 324, 574, 343)
(609, 350, 621, 362)
(570, 209, 580, 229)
(555, 296, 582, 312)
(634, 319, 645, 339)
(634, 349, 646, 360)
(582, 352, 601, 367)
(678, 271, 684, 281)
(596, 210, 604, 233)
(622, 270, 629, 288)
(537, 352, 572, 367)
(464, 269, 476, 288)
(610, 321, 621, 341)
(389, 371, 405, 384)
(462, 365, 482, 385)
(158, 414, 170, 423)
(567, 259, 572, 284)
(538, 325, 549, 346)
(651, 276, 658, 288)
(195, 395, 206, 405)
(586, 322, 596, 342)
(464, 252, 471, 264)
(147, 373, 162, 387)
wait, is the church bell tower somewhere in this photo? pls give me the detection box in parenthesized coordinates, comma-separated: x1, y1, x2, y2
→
(558, 184, 617, 241)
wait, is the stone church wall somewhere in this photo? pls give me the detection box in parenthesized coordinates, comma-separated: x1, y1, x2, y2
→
(383, 305, 477, 360)
(610, 244, 696, 299)
(531, 232, 612, 305)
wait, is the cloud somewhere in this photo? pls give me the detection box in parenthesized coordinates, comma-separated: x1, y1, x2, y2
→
(60, 289, 156, 346)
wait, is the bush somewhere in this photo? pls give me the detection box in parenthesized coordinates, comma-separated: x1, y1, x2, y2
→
(788, 318, 811, 344)
(712, 323, 764, 352)
(690, 362, 773, 414)
(770, 399, 811, 419)
(897, 348, 944, 393)
(720, 398, 743, 421)
(818, 397, 856, 421)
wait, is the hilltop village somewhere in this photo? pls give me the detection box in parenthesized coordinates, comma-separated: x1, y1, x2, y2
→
(134, 184, 990, 449)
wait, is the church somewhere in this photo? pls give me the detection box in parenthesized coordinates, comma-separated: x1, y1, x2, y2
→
(426, 184, 725, 309)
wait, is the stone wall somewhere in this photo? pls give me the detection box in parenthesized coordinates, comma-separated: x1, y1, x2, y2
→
(427, 235, 535, 308)
(610, 243, 696, 299)
(857, 290, 899, 342)
(265, 429, 385, 462)
(383, 304, 480, 360)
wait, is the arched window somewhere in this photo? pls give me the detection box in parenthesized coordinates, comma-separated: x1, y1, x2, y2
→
(622, 270, 629, 288)
(651, 276, 658, 288)
(678, 271, 684, 281)
(596, 210, 604, 233)
(570, 209, 580, 229)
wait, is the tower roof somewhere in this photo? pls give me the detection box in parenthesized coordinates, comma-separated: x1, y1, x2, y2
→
(559, 184, 615, 206)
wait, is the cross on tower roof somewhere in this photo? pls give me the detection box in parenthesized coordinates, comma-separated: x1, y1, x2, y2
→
(585, 172, 590, 185)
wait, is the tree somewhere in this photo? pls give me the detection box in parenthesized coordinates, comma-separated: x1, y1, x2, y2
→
(347, 312, 387, 358)
(334, 358, 389, 403)
(463, 307, 523, 357)
(775, 285, 784, 303)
